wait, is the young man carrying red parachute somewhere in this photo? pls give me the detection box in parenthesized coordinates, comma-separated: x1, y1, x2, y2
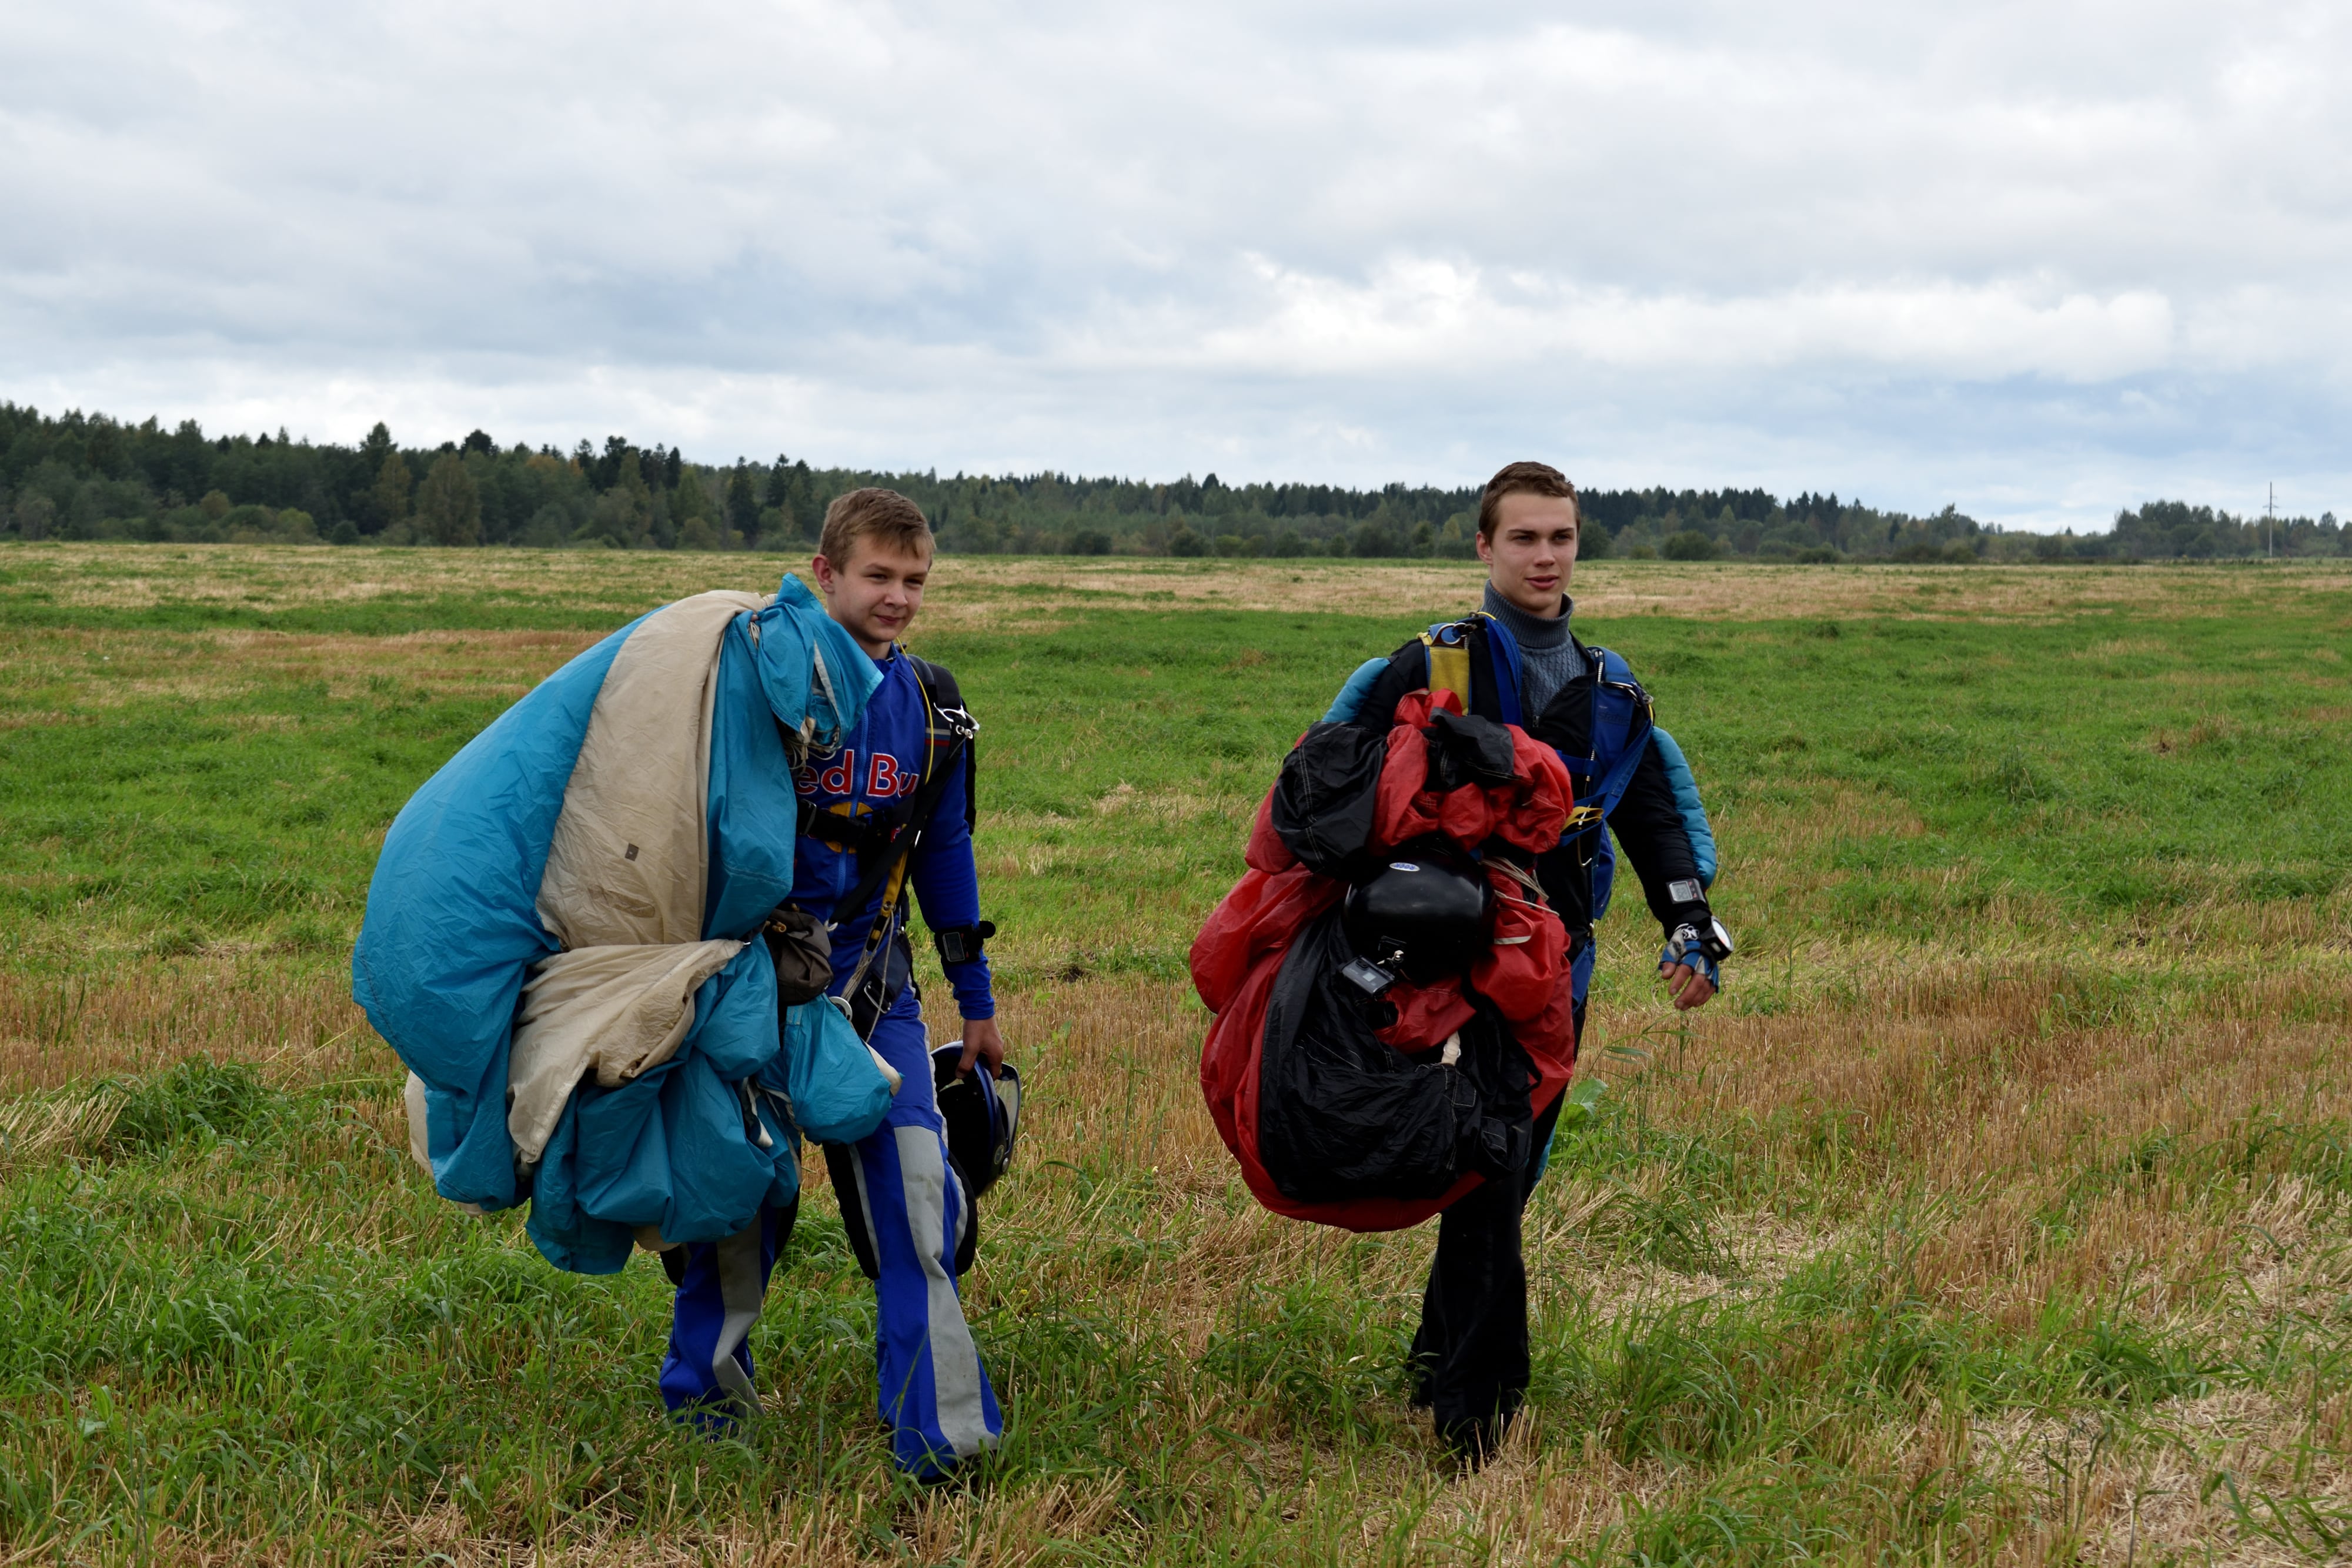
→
(1192, 460, 1730, 1462)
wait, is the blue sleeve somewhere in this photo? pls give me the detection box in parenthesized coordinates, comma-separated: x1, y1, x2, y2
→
(909, 747, 994, 1020)
(1649, 728, 1716, 888)
(1322, 658, 1391, 723)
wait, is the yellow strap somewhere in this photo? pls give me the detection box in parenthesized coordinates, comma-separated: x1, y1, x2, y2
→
(1421, 633, 1472, 712)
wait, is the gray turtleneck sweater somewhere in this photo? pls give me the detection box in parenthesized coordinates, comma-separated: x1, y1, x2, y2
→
(1482, 584, 1581, 718)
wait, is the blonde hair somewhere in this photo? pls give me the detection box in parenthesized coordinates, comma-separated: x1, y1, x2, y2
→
(817, 487, 933, 565)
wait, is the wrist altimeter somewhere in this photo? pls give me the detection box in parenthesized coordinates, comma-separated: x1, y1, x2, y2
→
(933, 921, 996, 965)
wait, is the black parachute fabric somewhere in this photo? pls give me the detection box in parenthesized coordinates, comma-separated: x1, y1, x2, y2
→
(1267, 723, 1389, 877)
(1423, 710, 1520, 790)
(1255, 907, 1534, 1204)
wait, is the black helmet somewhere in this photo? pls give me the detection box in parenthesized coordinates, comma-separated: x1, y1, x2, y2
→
(930, 1047, 1021, 1199)
(1341, 850, 1492, 984)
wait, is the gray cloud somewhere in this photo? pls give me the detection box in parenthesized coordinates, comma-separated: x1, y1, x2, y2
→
(3, 0, 2346, 526)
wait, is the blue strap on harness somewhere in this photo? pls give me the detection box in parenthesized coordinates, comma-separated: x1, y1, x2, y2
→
(1559, 644, 1654, 844)
(1479, 621, 1524, 728)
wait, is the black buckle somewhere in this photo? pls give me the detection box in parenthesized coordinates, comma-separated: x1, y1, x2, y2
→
(810, 807, 903, 858)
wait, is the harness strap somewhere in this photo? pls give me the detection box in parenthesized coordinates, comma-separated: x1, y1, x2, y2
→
(1422, 620, 1651, 851)
(806, 800, 883, 852)
(820, 660, 979, 1035)
(1569, 737, 1649, 831)
(1420, 631, 1474, 713)
(1559, 644, 1654, 847)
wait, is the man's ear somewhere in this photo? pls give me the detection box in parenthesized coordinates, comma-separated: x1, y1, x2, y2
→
(811, 553, 834, 595)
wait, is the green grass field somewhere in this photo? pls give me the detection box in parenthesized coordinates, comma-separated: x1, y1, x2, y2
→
(2, 543, 2348, 1564)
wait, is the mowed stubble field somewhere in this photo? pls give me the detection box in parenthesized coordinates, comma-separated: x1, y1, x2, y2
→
(1, 542, 2349, 1565)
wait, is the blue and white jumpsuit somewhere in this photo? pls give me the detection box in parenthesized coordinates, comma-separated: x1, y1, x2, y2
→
(660, 647, 1002, 1477)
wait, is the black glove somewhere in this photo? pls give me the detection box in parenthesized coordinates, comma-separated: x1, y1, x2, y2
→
(1659, 912, 1734, 988)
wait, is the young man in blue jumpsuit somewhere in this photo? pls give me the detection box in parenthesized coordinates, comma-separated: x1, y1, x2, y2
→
(1328, 460, 1731, 1460)
(661, 487, 1007, 1479)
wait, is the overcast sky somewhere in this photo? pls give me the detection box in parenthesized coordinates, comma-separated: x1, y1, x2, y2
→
(3, 1, 2346, 527)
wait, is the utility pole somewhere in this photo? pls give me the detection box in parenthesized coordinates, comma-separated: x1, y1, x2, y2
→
(2267, 483, 2277, 559)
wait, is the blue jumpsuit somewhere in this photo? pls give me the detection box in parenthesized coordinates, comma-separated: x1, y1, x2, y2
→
(660, 648, 1001, 1477)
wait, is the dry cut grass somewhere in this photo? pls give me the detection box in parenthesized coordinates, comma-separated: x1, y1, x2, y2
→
(9, 541, 2352, 631)
(4, 931, 2345, 1562)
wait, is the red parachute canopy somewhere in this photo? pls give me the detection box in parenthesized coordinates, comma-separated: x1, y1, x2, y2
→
(1194, 691, 1577, 1232)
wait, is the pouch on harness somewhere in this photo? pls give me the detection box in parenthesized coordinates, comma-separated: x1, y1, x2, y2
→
(1194, 690, 1578, 1232)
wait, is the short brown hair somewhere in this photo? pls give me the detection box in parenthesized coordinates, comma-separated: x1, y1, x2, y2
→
(817, 487, 933, 566)
(1476, 461, 1579, 539)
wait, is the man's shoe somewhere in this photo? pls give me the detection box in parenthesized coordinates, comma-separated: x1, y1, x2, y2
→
(1436, 1414, 1506, 1470)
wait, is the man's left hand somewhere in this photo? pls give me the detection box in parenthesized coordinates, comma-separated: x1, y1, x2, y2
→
(957, 1016, 1007, 1075)
(1659, 962, 1716, 1011)
(1658, 916, 1731, 1010)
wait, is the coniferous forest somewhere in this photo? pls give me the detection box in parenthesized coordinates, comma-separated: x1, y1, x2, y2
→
(2, 402, 2341, 563)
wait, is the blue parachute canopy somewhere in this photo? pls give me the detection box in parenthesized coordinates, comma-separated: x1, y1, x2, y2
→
(353, 573, 886, 1271)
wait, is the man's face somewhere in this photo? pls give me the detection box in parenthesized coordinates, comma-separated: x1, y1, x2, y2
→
(812, 538, 931, 655)
(1478, 493, 1579, 616)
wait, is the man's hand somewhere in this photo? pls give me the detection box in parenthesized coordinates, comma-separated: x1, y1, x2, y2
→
(956, 1016, 1007, 1075)
(1658, 962, 1716, 1011)
(1658, 917, 1731, 1010)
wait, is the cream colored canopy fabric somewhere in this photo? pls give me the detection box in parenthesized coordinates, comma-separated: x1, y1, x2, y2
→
(403, 591, 763, 1172)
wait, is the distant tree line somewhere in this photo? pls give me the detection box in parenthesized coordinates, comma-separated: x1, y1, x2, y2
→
(2, 402, 2343, 563)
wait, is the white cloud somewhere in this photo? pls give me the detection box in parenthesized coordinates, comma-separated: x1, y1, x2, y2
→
(1, 0, 2347, 527)
(1149, 260, 2177, 383)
